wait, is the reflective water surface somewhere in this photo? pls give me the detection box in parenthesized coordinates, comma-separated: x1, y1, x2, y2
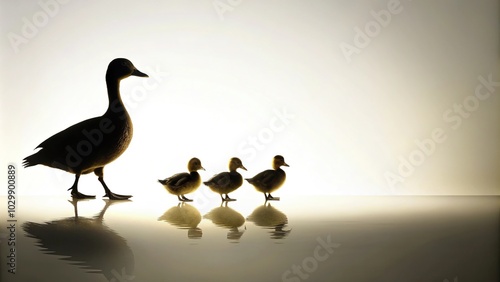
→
(1, 196, 498, 281)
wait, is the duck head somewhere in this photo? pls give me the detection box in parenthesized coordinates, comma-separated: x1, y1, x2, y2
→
(106, 58, 149, 81)
(188, 158, 205, 172)
(272, 155, 289, 169)
(229, 157, 247, 172)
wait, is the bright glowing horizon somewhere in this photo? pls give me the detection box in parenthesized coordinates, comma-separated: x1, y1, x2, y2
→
(1, 0, 499, 198)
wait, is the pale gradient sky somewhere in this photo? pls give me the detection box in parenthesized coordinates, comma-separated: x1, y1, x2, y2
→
(1, 0, 499, 198)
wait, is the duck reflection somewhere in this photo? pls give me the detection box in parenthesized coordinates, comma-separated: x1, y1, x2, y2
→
(22, 199, 134, 281)
(158, 203, 202, 239)
(204, 202, 245, 240)
(247, 203, 291, 239)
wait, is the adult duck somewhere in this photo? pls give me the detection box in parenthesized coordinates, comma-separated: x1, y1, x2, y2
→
(23, 58, 148, 200)
(204, 157, 246, 202)
(246, 155, 289, 201)
(158, 158, 205, 202)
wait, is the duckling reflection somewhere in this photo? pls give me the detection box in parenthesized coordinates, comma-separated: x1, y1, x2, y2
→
(247, 203, 291, 239)
(22, 199, 134, 281)
(204, 203, 245, 240)
(158, 203, 202, 239)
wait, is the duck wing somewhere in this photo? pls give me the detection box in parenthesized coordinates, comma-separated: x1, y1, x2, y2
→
(36, 116, 103, 150)
(204, 172, 230, 188)
(164, 172, 191, 188)
(248, 169, 276, 185)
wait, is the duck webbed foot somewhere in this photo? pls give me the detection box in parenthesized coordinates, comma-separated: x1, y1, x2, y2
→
(95, 168, 132, 200)
(266, 193, 280, 201)
(181, 195, 193, 202)
(103, 191, 132, 200)
(68, 174, 96, 199)
(224, 194, 237, 201)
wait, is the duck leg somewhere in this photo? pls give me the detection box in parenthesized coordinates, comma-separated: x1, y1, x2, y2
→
(68, 174, 96, 199)
(94, 167, 132, 200)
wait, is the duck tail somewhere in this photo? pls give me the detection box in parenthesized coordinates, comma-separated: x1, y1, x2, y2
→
(245, 178, 253, 184)
(22, 152, 42, 168)
(158, 179, 167, 185)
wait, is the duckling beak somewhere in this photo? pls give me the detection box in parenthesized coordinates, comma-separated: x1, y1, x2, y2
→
(240, 165, 247, 171)
(132, 68, 149, 77)
(200, 166, 206, 171)
(282, 162, 290, 167)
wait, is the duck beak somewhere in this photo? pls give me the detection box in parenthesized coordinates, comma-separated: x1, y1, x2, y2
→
(132, 68, 149, 77)
(282, 162, 289, 167)
(200, 166, 206, 171)
(240, 165, 247, 171)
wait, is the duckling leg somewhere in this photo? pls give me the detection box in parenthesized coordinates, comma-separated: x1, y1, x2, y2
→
(224, 194, 236, 201)
(177, 195, 184, 201)
(68, 174, 96, 199)
(181, 195, 193, 202)
(94, 167, 132, 200)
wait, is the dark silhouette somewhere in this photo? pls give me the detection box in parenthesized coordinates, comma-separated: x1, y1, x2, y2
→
(204, 202, 245, 240)
(22, 199, 135, 281)
(247, 203, 291, 239)
(246, 155, 289, 201)
(23, 58, 149, 200)
(204, 157, 247, 202)
(158, 158, 205, 202)
(158, 202, 202, 239)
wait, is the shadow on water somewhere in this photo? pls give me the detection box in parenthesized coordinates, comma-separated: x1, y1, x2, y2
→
(204, 202, 245, 241)
(247, 203, 291, 239)
(158, 202, 202, 239)
(22, 199, 135, 281)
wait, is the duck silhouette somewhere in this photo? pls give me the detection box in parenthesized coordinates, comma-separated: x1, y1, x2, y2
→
(22, 199, 135, 280)
(158, 202, 202, 239)
(22, 58, 148, 200)
(247, 203, 291, 239)
(204, 157, 247, 202)
(204, 202, 245, 240)
(158, 158, 204, 202)
(246, 155, 289, 201)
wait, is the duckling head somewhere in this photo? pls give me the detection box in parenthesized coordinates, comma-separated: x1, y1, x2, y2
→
(273, 155, 289, 170)
(229, 157, 247, 172)
(188, 158, 205, 172)
(106, 58, 149, 81)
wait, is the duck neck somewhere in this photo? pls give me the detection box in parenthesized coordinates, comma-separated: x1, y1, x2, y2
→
(105, 76, 128, 119)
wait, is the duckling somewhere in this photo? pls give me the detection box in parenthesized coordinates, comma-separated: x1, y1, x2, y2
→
(204, 157, 247, 201)
(158, 158, 204, 202)
(246, 155, 289, 201)
(22, 58, 148, 200)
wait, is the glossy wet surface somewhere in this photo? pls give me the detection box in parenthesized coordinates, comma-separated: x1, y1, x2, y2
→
(1, 196, 498, 281)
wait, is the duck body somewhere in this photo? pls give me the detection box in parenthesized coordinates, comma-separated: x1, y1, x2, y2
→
(246, 155, 289, 201)
(23, 58, 148, 200)
(204, 157, 246, 201)
(28, 111, 132, 174)
(159, 158, 204, 202)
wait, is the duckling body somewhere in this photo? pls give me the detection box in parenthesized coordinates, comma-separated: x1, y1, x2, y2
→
(204, 158, 247, 201)
(22, 58, 148, 200)
(158, 158, 204, 202)
(246, 155, 289, 201)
